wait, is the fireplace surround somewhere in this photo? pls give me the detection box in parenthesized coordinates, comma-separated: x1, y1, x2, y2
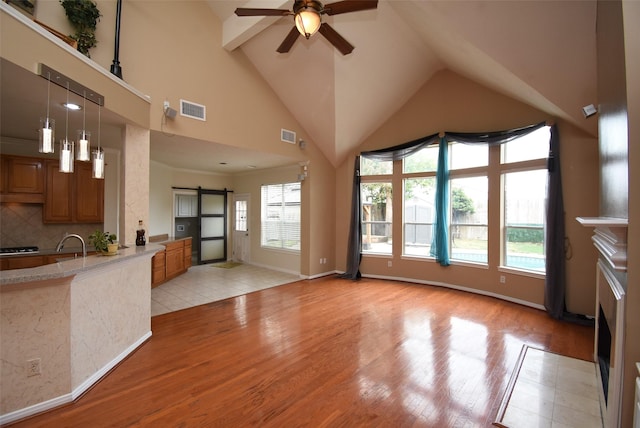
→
(577, 217, 628, 428)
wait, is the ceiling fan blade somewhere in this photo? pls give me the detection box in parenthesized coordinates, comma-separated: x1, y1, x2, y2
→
(277, 27, 301, 53)
(318, 23, 354, 55)
(323, 0, 378, 16)
(234, 8, 291, 17)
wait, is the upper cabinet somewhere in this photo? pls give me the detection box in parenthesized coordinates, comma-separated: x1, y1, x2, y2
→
(0, 155, 45, 203)
(44, 160, 104, 223)
(176, 194, 198, 217)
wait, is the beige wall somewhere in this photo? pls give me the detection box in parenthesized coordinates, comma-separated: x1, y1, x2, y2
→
(232, 165, 301, 274)
(149, 161, 234, 238)
(622, 1, 640, 426)
(336, 70, 599, 313)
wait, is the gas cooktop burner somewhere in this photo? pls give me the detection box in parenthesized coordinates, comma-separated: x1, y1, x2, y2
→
(0, 246, 39, 255)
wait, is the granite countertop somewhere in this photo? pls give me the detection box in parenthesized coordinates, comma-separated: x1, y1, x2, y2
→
(149, 236, 192, 245)
(0, 244, 165, 286)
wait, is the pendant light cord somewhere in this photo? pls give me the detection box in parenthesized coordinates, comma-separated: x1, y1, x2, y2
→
(65, 82, 70, 142)
(46, 72, 51, 119)
(82, 90, 86, 133)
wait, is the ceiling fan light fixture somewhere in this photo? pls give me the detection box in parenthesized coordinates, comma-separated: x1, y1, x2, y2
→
(295, 7, 321, 39)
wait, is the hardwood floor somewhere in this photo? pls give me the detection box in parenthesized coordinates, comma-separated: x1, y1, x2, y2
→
(8, 276, 594, 427)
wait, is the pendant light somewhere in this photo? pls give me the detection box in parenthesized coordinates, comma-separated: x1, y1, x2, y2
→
(76, 90, 91, 161)
(59, 82, 74, 173)
(38, 72, 55, 154)
(92, 97, 105, 179)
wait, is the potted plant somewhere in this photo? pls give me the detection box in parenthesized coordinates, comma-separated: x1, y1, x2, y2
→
(60, 0, 101, 57)
(88, 230, 118, 255)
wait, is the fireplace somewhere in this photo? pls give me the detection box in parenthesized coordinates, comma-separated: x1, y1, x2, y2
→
(577, 217, 628, 428)
(596, 260, 625, 428)
(597, 305, 611, 403)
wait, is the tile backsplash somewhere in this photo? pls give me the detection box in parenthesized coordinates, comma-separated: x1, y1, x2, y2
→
(0, 204, 102, 250)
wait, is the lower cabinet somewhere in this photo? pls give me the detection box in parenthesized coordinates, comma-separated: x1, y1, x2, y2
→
(151, 237, 192, 288)
(151, 251, 166, 287)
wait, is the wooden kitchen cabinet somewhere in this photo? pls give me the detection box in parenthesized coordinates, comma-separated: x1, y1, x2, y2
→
(150, 238, 192, 287)
(151, 250, 166, 288)
(184, 239, 192, 269)
(43, 160, 104, 223)
(0, 155, 45, 203)
(2, 255, 45, 270)
(165, 241, 185, 280)
(75, 162, 104, 222)
(0, 251, 98, 271)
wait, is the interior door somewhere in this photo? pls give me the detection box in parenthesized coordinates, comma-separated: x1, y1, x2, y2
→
(198, 189, 227, 264)
(233, 194, 250, 263)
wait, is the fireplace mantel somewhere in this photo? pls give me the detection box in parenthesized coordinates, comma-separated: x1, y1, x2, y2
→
(576, 217, 628, 271)
(577, 216, 628, 428)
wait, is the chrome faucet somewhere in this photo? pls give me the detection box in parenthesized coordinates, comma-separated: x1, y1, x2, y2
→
(55, 233, 87, 258)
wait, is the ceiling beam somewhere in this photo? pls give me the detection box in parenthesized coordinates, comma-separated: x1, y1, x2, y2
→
(222, 0, 291, 51)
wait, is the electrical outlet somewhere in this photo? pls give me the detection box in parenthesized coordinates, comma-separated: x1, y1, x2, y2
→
(500, 275, 506, 284)
(319, 258, 323, 264)
(27, 358, 41, 377)
(387, 260, 392, 267)
(323, 258, 327, 264)
(163, 100, 170, 110)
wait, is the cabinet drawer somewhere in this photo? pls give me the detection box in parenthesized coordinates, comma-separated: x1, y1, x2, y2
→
(151, 250, 166, 287)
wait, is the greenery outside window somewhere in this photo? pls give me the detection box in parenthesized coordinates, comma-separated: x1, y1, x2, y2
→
(361, 182, 392, 254)
(501, 126, 550, 272)
(450, 176, 488, 263)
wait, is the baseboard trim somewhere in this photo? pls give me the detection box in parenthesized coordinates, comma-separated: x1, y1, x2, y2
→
(0, 331, 152, 425)
(360, 273, 546, 311)
(71, 331, 152, 400)
(305, 270, 338, 280)
(244, 261, 301, 278)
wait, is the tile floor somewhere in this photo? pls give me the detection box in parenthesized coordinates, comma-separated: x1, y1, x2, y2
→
(500, 346, 603, 428)
(151, 263, 301, 317)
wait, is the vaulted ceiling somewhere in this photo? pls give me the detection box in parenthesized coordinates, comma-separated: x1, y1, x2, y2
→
(207, 0, 597, 168)
(0, 1, 598, 174)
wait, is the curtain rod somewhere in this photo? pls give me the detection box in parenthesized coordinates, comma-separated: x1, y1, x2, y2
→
(171, 186, 234, 193)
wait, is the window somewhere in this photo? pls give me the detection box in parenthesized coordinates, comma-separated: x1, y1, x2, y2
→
(402, 146, 437, 256)
(450, 176, 488, 263)
(501, 126, 550, 272)
(235, 200, 247, 232)
(361, 182, 392, 254)
(361, 156, 392, 175)
(361, 124, 550, 275)
(261, 182, 301, 251)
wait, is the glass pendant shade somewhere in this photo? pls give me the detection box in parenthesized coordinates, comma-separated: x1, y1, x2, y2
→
(77, 130, 91, 161)
(59, 139, 74, 173)
(295, 9, 321, 38)
(39, 118, 55, 153)
(92, 149, 105, 179)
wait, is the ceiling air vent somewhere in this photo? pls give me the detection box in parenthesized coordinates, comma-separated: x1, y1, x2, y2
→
(281, 128, 296, 144)
(180, 99, 206, 121)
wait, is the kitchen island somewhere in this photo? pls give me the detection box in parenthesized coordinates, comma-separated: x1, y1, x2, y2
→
(0, 244, 164, 424)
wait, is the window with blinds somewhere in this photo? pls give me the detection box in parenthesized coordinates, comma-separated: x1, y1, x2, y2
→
(261, 182, 301, 251)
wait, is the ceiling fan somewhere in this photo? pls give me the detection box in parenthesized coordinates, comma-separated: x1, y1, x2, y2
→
(234, 0, 378, 55)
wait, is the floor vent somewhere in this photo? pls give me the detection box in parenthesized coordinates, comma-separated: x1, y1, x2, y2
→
(281, 128, 296, 144)
(180, 99, 206, 121)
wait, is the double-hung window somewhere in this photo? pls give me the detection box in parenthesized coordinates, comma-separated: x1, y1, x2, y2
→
(448, 143, 489, 264)
(501, 126, 550, 272)
(361, 157, 393, 254)
(260, 182, 301, 251)
(402, 145, 438, 257)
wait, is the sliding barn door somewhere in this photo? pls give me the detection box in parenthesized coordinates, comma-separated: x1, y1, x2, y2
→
(198, 189, 227, 264)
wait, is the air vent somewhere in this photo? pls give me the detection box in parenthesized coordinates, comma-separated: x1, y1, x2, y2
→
(180, 99, 206, 121)
(281, 128, 296, 144)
